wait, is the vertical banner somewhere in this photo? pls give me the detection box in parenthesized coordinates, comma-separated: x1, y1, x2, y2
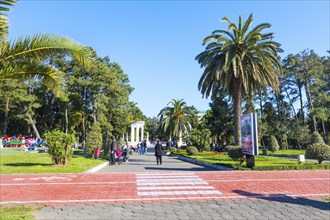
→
(241, 113, 258, 155)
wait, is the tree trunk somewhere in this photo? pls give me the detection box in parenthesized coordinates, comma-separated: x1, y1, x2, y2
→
(3, 97, 9, 135)
(304, 77, 317, 132)
(82, 110, 86, 149)
(233, 77, 242, 146)
(297, 79, 305, 123)
(65, 107, 68, 134)
(285, 89, 297, 120)
(321, 119, 327, 143)
(26, 112, 41, 139)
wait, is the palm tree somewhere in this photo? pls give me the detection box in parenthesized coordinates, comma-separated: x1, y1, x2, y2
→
(196, 13, 282, 146)
(0, 0, 91, 138)
(0, 0, 91, 94)
(158, 99, 197, 147)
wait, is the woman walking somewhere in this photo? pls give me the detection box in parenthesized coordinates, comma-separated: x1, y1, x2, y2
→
(154, 139, 163, 165)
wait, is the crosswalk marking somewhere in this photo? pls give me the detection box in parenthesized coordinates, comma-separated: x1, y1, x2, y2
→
(138, 190, 221, 196)
(136, 172, 222, 196)
(137, 186, 214, 190)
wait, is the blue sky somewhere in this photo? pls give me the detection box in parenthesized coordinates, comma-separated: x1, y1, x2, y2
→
(7, 0, 330, 118)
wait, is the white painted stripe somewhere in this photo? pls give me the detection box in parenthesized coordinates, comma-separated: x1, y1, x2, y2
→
(137, 181, 208, 186)
(136, 175, 197, 179)
(1, 181, 135, 186)
(138, 190, 222, 196)
(2, 178, 329, 186)
(137, 186, 214, 190)
(136, 173, 194, 176)
(137, 178, 204, 182)
(1, 193, 328, 205)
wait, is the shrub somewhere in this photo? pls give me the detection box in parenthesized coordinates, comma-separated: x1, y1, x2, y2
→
(86, 122, 103, 157)
(227, 145, 245, 166)
(170, 147, 177, 152)
(310, 132, 324, 145)
(306, 143, 330, 164)
(45, 130, 76, 165)
(186, 146, 198, 155)
(268, 136, 280, 152)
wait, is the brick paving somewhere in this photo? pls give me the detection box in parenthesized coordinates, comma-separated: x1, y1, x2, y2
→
(1, 150, 329, 219)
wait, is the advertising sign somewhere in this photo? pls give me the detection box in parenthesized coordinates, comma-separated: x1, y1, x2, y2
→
(241, 113, 258, 155)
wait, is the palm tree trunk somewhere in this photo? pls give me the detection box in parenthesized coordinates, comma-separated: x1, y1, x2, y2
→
(233, 77, 242, 146)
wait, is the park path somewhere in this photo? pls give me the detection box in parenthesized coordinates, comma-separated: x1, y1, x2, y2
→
(1, 170, 329, 206)
(1, 151, 330, 219)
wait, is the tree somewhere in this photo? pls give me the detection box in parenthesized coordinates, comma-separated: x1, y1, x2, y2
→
(0, 0, 91, 94)
(196, 13, 282, 145)
(158, 99, 197, 147)
(86, 122, 103, 157)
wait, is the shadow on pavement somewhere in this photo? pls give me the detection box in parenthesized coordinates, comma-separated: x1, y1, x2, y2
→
(233, 190, 330, 211)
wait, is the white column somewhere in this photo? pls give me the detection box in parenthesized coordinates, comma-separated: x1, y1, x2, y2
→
(178, 130, 182, 147)
(136, 126, 140, 143)
(147, 132, 149, 143)
(131, 125, 134, 144)
(126, 133, 128, 143)
(141, 126, 144, 141)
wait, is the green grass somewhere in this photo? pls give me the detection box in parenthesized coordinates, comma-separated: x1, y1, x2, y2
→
(0, 205, 40, 220)
(0, 149, 108, 174)
(258, 149, 306, 155)
(269, 149, 306, 155)
(174, 151, 330, 170)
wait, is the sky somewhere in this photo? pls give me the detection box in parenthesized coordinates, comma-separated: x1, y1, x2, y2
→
(7, 0, 330, 118)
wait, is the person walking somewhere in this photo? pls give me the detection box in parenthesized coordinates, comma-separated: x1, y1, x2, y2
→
(110, 138, 117, 165)
(154, 139, 163, 165)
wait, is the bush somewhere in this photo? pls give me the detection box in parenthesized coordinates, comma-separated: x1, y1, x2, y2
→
(310, 132, 324, 145)
(170, 147, 177, 152)
(186, 146, 198, 155)
(268, 136, 280, 152)
(306, 143, 330, 164)
(45, 130, 76, 165)
(227, 145, 245, 166)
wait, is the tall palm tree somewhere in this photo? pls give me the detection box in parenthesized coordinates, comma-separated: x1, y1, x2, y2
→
(196, 13, 282, 146)
(0, 0, 91, 94)
(158, 99, 197, 147)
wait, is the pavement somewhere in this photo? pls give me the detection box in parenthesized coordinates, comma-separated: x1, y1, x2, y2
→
(1, 147, 330, 219)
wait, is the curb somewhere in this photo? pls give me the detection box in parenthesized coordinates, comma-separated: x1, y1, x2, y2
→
(177, 155, 234, 171)
(84, 161, 109, 173)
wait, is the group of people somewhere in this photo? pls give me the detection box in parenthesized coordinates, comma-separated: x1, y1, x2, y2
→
(104, 138, 164, 166)
(0, 135, 46, 151)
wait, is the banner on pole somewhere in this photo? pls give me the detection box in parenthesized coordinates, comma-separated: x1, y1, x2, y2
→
(241, 113, 258, 155)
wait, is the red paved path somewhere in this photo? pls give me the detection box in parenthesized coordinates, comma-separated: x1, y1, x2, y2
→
(1, 170, 329, 206)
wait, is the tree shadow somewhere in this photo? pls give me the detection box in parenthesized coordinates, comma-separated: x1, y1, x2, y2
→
(4, 163, 51, 167)
(233, 190, 330, 211)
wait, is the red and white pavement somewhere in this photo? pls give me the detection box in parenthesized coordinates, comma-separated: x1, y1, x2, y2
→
(1, 170, 329, 206)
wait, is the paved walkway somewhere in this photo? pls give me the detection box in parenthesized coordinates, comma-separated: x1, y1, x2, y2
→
(1, 148, 329, 219)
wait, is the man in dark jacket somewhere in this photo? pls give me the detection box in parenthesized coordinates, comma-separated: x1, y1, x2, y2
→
(110, 138, 117, 165)
(154, 139, 163, 165)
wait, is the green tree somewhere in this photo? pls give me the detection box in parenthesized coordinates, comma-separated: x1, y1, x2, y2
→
(86, 122, 103, 157)
(196, 14, 282, 145)
(0, 0, 91, 93)
(158, 99, 197, 147)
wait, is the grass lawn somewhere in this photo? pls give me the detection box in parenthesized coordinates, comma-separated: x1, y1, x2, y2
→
(174, 150, 330, 170)
(0, 148, 108, 174)
(261, 149, 306, 155)
(0, 205, 40, 220)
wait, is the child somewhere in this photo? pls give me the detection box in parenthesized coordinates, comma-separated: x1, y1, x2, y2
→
(94, 147, 103, 159)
